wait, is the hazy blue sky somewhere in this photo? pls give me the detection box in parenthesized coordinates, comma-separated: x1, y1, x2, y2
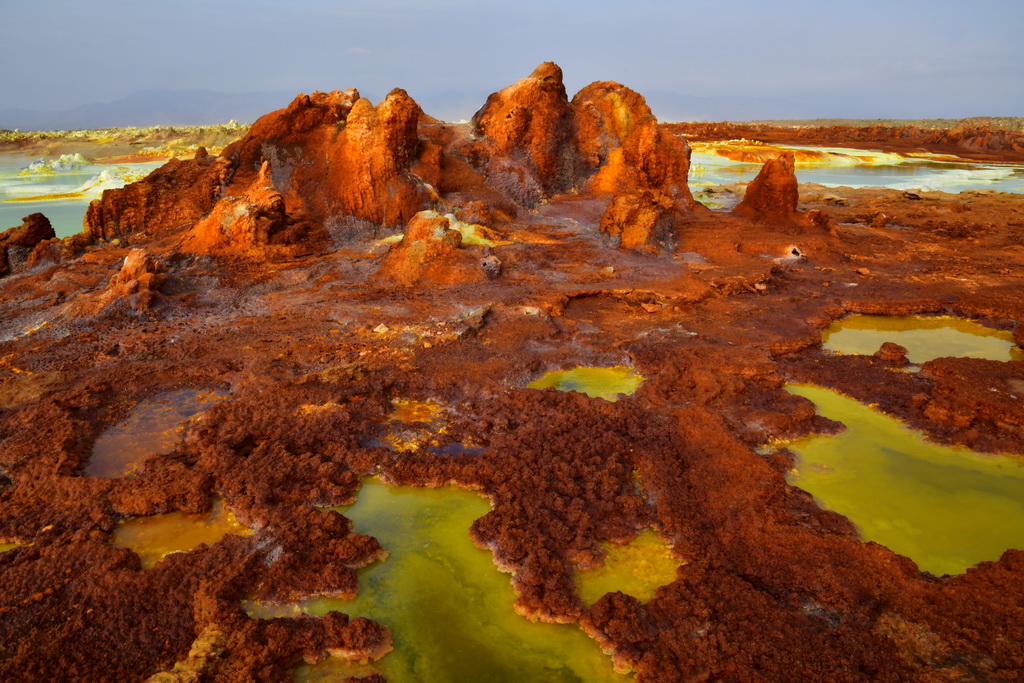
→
(3, 0, 1022, 120)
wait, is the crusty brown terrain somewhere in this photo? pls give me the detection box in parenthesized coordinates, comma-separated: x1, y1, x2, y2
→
(1, 64, 1023, 682)
(667, 120, 1024, 162)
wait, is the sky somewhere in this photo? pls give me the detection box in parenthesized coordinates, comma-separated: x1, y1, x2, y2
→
(2, 0, 1023, 122)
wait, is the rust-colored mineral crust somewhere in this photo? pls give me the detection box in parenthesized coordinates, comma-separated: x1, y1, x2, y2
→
(180, 161, 323, 258)
(468, 64, 697, 214)
(74, 248, 166, 316)
(873, 341, 911, 366)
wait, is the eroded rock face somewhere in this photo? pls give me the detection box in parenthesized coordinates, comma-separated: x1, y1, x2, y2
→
(0, 213, 55, 275)
(472, 62, 578, 198)
(86, 89, 435, 250)
(81, 64, 702, 258)
(104, 249, 166, 311)
(221, 88, 432, 229)
(599, 190, 677, 252)
(85, 151, 233, 241)
(66, 248, 166, 317)
(466, 64, 696, 213)
(180, 162, 321, 257)
(733, 151, 800, 223)
(1015, 323, 1024, 351)
(874, 341, 910, 366)
(222, 89, 362, 181)
(375, 211, 484, 286)
(572, 81, 694, 206)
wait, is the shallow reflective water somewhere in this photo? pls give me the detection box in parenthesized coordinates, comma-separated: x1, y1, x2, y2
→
(575, 529, 679, 606)
(822, 315, 1023, 364)
(87, 389, 229, 478)
(0, 542, 27, 553)
(375, 398, 451, 453)
(386, 398, 445, 425)
(111, 498, 252, 569)
(0, 154, 161, 238)
(689, 145, 1024, 194)
(528, 366, 643, 402)
(785, 384, 1024, 576)
(245, 481, 628, 682)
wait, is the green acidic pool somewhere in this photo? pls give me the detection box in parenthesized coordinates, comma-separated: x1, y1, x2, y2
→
(575, 529, 680, 606)
(111, 498, 252, 569)
(246, 481, 629, 682)
(87, 389, 229, 478)
(0, 542, 28, 553)
(822, 315, 1023, 364)
(528, 366, 643, 402)
(785, 384, 1024, 576)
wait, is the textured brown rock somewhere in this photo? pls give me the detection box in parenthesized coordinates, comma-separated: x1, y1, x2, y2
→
(874, 341, 910, 366)
(25, 233, 92, 269)
(86, 89, 434, 248)
(221, 88, 432, 230)
(733, 151, 800, 222)
(1, 213, 55, 249)
(571, 81, 695, 206)
(180, 162, 322, 258)
(85, 152, 233, 241)
(667, 120, 1024, 162)
(102, 249, 166, 312)
(599, 190, 677, 251)
(472, 62, 577, 197)
(454, 200, 492, 226)
(374, 211, 484, 286)
(1015, 323, 1024, 351)
(63, 248, 167, 318)
(0, 213, 55, 275)
(466, 64, 696, 212)
(221, 89, 362, 181)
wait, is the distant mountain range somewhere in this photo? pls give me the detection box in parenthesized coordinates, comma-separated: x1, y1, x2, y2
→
(0, 89, 818, 131)
(0, 90, 297, 131)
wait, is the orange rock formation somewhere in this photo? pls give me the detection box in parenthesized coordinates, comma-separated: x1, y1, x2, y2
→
(375, 211, 486, 286)
(0, 213, 55, 275)
(220, 88, 433, 229)
(85, 148, 232, 240)
(732, 151, 800, 223)
(180, 162, 322, 258)
(472, 62, 578, 199)
(598, 190, 677, 252)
